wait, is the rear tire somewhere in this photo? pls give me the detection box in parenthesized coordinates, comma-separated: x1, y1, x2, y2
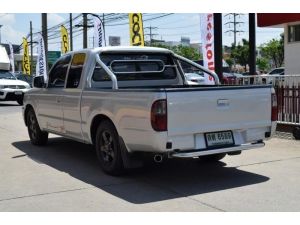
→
(95, 120, 124, 175)
(198, 153, 226, 162)
(26, 108, 48, 145)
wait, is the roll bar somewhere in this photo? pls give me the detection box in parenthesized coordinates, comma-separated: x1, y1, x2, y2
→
(95, 54, 118, 89)
(173, 53, 220, 85)
(94, 52, 220, 89)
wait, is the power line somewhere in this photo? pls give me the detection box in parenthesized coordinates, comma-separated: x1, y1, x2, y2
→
(144, 26, 158, 45)
(224, 13, 245, 47)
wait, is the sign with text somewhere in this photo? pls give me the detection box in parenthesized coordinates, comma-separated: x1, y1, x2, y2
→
(129, 13, 145, 46)
(22, 38, 30, 75)
(200, 13, 215, 85)
(61, 25, 69, 54)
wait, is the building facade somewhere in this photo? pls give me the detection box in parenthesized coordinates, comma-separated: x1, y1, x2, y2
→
(258, 13, 300, 75)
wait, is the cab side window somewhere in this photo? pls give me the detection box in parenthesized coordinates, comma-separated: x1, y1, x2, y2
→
(66, 53, 86, 88)
(48, 55, 71, 88)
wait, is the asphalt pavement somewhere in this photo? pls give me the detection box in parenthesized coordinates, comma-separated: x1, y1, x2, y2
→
(0, 101, 300, 211)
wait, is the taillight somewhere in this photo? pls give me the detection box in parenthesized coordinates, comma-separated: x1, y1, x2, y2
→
(151, 99, 167, 131)
(271, 92, 278, 121)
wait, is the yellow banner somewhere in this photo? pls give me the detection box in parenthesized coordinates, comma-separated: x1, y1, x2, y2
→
(129, 13, 144, 46)
(61, 25, 69, 54)
(22, 38, 30, 75)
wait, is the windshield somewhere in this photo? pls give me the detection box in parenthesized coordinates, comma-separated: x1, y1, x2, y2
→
(0, 71, 16, 80)
(269, 68, 284, 75)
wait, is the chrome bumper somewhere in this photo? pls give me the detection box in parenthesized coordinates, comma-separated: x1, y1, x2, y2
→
(169, 142, 265, 158)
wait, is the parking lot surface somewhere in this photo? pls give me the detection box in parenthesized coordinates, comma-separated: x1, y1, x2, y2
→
(1, 102, 300, 211)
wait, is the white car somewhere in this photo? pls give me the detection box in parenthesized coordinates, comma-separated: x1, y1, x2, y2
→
(0, 71, 31, 105)
(185, 73, 206, 85)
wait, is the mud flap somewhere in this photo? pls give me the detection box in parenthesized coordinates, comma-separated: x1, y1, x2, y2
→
(119, 137, 144, 169)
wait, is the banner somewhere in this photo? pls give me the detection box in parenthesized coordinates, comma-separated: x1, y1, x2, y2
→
(93, 16, 104, 47)
(61, 25, 69, 54)
(36, 33, 48, 83)
(8, 42, 15, 73)
(22, 37, 30, 75)
(200, 13, 215, 85)
(129, 13, 144, 46)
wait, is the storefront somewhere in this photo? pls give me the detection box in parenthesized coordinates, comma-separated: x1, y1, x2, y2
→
(258, 13, 300, 75)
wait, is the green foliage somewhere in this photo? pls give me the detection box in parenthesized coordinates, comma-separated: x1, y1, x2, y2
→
(225, 58, 234, 68)
(231, 39, 249, 70)
(260, 33, 284, 68)
(150, 43, 201, 60)
(256, 57, 270, 72)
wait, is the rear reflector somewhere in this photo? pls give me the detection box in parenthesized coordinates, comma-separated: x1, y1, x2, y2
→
(151, 99, 167, 131)
(271, 93, 278, 121)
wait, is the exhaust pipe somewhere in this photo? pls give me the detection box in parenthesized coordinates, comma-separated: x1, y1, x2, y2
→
(153, 154, 163, 163)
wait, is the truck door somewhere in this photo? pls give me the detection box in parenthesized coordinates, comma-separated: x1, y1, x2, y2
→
(62, 53, 86, 140)
(37, 54, 71, 133)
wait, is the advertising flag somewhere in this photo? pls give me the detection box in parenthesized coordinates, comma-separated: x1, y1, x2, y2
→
(22, 38, 30, 75)
(93, 16, 104, 47)
(61, 25, 69, 54)
(8, 42, 15, 73)
(129, 13, 145, 46)
(36, 33, 48, 83)
(200, 13, 215, 85)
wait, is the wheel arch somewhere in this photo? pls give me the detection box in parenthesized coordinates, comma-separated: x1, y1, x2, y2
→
(90, 114, 118, 145)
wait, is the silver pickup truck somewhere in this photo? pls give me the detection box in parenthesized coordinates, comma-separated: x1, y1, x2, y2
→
(22, 46, 277, 175)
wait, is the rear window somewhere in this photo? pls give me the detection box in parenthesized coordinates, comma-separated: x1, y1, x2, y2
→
(92, 52, 177, 81)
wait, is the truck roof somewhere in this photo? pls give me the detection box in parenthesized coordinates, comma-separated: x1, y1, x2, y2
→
(67, 46, 173, 55)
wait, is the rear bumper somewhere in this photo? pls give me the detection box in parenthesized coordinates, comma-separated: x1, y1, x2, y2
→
(169, 141, 265, 158)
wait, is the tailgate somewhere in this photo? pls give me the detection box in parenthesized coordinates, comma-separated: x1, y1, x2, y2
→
(166, 86, 272, 137)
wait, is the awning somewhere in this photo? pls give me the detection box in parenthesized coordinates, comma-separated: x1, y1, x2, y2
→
(257, 13, 300, 27)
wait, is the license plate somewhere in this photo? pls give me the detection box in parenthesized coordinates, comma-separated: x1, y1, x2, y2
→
(14, 91, 22, 95)
(205, 131, 234, 147)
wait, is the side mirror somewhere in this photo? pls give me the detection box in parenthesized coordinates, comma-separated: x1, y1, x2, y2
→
(33, 76, 45, 88)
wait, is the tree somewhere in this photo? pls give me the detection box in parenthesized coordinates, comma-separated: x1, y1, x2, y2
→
(256, 57, 270, 72)
(231, 39, 249, 70)
(260, 34, 284, 68)
(151, 43, 201, 60)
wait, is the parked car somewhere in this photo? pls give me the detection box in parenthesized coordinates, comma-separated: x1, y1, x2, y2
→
(14, 72, 33, 87)
(268, 67, 285, 75)
(23, 46, 276, 175)
(222, 72, 237, 84)
(0, 70, 31, 105)
(184, 72, 206, 85)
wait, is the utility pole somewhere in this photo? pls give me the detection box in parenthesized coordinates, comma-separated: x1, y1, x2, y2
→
(30, 21, 33, 76)
(249, 13, 256, 75)
(83, 13, 88, 48)
(144, 25, 158, 46)
(69, 13, 73, 51)
(41, 13, 48, 70)
(224, 13, 244, 47)
(214, 13, 223, 83)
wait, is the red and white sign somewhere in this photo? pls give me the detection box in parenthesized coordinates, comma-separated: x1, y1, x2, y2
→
(200, 13, 215, 85)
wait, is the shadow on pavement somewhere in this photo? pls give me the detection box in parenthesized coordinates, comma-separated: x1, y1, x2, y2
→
(12, 137, 270, 204)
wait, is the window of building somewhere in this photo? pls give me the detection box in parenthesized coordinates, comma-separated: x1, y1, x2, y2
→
(288, 24, 300, 43)
(66, 53, 86, 88)
(48, 55, 71, 88)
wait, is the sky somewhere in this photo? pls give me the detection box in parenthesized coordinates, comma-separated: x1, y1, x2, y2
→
(0, 13, 284, 53)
